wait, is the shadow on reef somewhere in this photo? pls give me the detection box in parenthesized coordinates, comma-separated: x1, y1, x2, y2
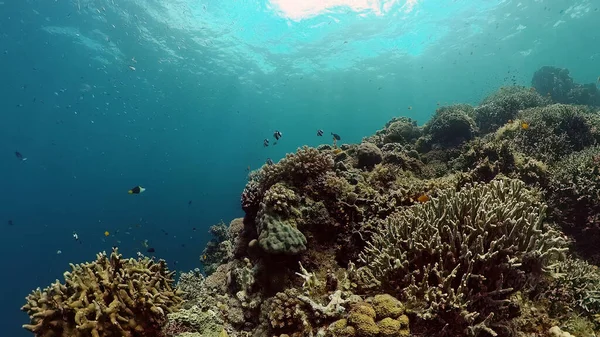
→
(20, 66, 600, 337)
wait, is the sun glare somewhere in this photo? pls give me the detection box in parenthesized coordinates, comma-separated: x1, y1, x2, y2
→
(268, 0, 417, 21)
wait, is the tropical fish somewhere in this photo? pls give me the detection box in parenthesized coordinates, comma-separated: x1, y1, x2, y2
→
(521, 122, 529, 130)
(408, 106, 412, 110)
(104, 231, 110, 237)
(331, 133, 341, 141)
(263, 139, 269, 147)
(273, 130, 282, 140)
(317, 129, 324, 136)
(8, 220, 13, 226)
(147, 247, 156, 253)
(128, 186, 145, 194)
(15, 151, 27, 161)
(266, 158, 274, 166)
(417, 194, 430, 203)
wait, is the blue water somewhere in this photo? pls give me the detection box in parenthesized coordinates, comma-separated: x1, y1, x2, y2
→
(1, 0, 599, 335)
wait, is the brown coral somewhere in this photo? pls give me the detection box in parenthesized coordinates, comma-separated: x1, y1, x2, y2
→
(21, 248, 182, 337)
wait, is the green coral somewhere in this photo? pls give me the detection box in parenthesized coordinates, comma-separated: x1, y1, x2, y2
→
(418, 104, 477, 150)
(546, 257, 600, 315)
(257, 213, 307, 255)
(474, 86, 550, 133)
(357, 179, 567, 335)
(21, 248, 182, 337)
(164, 306, 224, 337)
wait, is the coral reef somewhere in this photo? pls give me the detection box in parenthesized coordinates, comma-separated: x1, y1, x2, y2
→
(23, 66, 600, 337)
(532, 66, 600, 106)
(21, 248, 182, 337)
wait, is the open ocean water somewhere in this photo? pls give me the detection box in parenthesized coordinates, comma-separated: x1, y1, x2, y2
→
(1, 0, 599, 336)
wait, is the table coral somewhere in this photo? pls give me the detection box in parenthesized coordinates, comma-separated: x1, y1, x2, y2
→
(21, 248, 182, 337)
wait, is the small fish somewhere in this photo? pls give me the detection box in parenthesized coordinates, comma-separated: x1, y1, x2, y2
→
(15, 151, 27, 161)
(8, 220, 13, 226)
(192, 227, 197, 231)
(597, 76, 600, 82)
(408, 106, 413, 110)
(266, 158, 274, 166)
(246, 165, 250, 172)
(161, 229, 169, 236)
(188, 200, 192, 206)
(273, 130, 282, 140)
(73, 232, 81, 243)
(317, 129, 324, 136)
(104, 231, 110, 237)
(417, 194, 430, 203)
(128, 186, 145, 194)
(147, 247, 156, 253)
(142, 239, 149, 248)
(263, 139, 269, 147)
(331, 132, 341, 141)
(128, 65, 136, 71)
(56, 250, 62, 254)
(521, 122, 529, 130)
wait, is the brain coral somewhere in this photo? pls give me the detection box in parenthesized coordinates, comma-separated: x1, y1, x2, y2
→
(357, 178, 567, 334)
(21, 248, 182, 337)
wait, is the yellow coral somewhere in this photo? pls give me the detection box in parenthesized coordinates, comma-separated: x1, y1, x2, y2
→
(21, 248, 182, 337)
(372, 294, 404, 319)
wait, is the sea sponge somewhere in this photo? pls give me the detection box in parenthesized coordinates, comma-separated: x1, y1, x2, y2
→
(21, 248, 183, 337)
(357, 178, 567, 335)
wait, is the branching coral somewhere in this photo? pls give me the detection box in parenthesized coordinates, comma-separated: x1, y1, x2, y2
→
(21, 248, 182, 337)
(357, 179, 567, 335)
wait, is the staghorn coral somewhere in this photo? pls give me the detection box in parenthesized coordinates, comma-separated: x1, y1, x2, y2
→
(357, 178, 567, 335)
(474, 86, 550, 134)
(21, 248, 182, 337)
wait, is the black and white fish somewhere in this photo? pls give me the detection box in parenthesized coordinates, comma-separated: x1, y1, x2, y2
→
(15, 151, 27, 161)
(317, 129, 324, 136)
(266, 158, 274, 166)
(263, 139, 269, 147)
(273, 130, 282, 140)
(331, 132, 341, 141)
